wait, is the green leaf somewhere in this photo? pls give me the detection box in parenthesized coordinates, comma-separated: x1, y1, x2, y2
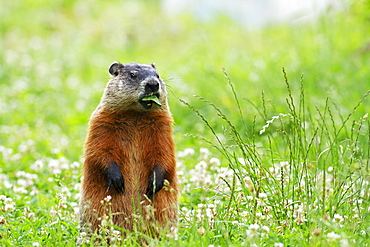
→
(141, 95, 162, 107)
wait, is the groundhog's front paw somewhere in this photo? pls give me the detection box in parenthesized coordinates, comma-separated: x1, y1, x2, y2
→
(146, 166, 167, 198)
(107, 162, 124, 193)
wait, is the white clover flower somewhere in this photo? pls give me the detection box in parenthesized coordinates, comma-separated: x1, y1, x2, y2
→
(195, 161, 208, 171)
(104, 195, 112, 202)
(70, 161, 80, 169)
(60, 162, 70, 170)
(327, 232, 341, 241)
(50, 207, 57, 217)
(249, 224, 260, 231)
(280, 161, 289, 169)
(328, 166, 333, 172)
(16, 171, 26, 178)
(261, 226, 270, 232)
(17, 179, 27, 187)
(259, 192, 268, 199)
(209, 157, 220, 166)
(340, 239, 350, 247)
(255, 212, 263, 218)
(4, 203, 15, 212)
(333, 214, 344, 223)
(200, 148, 210, 159)
(247, 224, 260, 237)
(13, 186, 28, 194)
(177, 148, 195, 158)
(31, 160, 44, 171)
(274, 243, 284, 247)
(28, 212, 35, 219)
(205, 208, 214, 218)
(48, 159, 62, 175)
(32, 243, 40, 247)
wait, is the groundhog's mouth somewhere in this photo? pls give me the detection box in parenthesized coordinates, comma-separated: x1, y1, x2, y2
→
(139, 93, 162, 109)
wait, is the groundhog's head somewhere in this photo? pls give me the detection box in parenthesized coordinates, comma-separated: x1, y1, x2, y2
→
(100, 62, 168, 112)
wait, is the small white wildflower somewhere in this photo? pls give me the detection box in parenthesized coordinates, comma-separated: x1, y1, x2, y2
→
(167, 226, 178, 240)
(13, 186, 28, 194)
(70, 161, 80, 169)
(60, 162, 70, 170)
(274, 243, 284, 247)
(259, 192, 268, 199)
(48, 159, 62, 175)
(247, 224, 260, 237)
(4, 203, 15, 212)
(327, 232, 341, 241)
(31, 160, 44, 171)
(328, 166, 333, 172)
(50, 207, 57, 217)
(16, 171, 26, 178)
(205, 208, 214, 218)
(340, 239, 350, 247)
(249, 224, 260, 231)
(255, 212, 263, 218)
(261, 226, 270, 232)
(17, 179, 27, 187)
(177, 148, 194, 158)
(280, 161, 289, 168)
(209, 157, 220, 166)
(200, 148, 210, 159)
(32, 243, 40, 247)
(333, 214, 343, 223)
(3, 180, 12, 189)
(183, 148, 195, 156)
(195, 161, 208, 171)
(28, 212, 35, 219)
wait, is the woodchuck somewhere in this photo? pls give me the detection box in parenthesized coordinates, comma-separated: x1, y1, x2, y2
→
(79, 62, 179, 239)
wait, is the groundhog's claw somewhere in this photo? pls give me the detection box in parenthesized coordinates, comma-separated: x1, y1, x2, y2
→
(146, 166, 167, 198)
(107, 162, 125, 193)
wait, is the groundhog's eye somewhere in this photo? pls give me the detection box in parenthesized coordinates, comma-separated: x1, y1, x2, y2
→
(129, 71, 137, 79)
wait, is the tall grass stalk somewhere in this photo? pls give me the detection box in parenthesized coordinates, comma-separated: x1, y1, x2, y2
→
(180, 68, 370, 245)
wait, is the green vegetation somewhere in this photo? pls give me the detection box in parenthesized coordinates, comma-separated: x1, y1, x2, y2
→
(1, 1, 369, 246)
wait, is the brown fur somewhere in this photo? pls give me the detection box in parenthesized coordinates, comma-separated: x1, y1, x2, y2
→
(79, 62, 178, 238)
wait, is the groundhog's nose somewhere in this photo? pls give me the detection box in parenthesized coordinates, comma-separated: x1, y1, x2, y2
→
(145, 80, 159, 93)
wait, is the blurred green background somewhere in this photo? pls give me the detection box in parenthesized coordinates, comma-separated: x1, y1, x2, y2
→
(0, 0, 369, 163)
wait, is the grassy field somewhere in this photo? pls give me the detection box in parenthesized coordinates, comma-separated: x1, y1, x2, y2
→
(1, 1, 369, 246)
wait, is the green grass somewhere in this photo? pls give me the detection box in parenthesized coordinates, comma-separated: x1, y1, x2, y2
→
(1, 0, 369, 246)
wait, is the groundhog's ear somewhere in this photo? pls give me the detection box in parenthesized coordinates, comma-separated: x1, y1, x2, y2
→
(109, 62, 124, 76)
(151, 63, 156, 69)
